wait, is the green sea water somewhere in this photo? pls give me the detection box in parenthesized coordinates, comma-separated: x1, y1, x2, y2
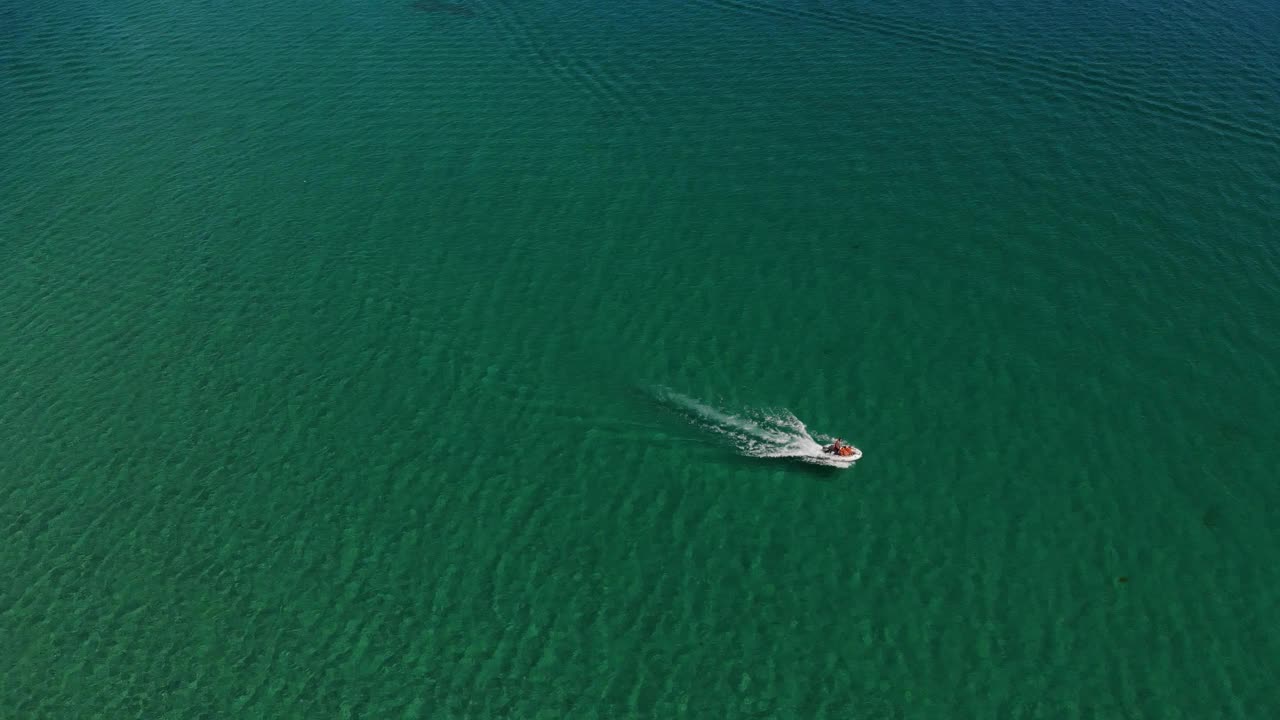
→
(3, 0, 1279, 716)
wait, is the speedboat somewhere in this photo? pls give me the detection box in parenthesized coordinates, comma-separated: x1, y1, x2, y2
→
(823, 441, 862, 460)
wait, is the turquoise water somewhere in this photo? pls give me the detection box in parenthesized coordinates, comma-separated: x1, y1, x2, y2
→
(3, 0, 1279, 716)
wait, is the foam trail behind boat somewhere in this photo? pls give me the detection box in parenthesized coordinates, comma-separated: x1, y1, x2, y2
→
(651, 387, 858, 467)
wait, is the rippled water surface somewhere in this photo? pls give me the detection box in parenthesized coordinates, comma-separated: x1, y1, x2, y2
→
(3, 0, 1279, 716)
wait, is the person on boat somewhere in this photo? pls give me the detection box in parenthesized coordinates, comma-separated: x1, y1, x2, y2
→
(825, 438, 857, 457)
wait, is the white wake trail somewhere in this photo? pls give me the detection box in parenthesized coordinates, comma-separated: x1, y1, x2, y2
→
(653, 388, 860, 468)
